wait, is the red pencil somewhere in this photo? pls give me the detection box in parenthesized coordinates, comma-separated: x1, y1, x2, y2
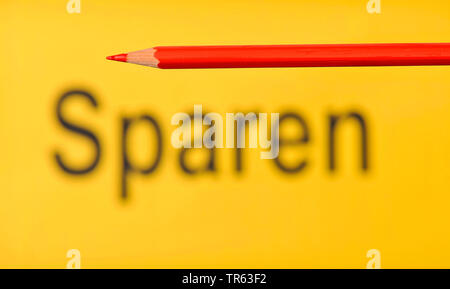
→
(107, 43, 450, 69)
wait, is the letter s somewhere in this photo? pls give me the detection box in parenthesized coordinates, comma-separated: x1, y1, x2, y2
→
(54, 90, 101, 174)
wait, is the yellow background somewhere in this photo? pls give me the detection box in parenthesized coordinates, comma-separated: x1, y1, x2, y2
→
(1, 0, 450, 268)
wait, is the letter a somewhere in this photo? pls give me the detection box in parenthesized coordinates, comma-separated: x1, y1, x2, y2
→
(367, 0, 381, 14)
(66, 249, 81, 269)
(67, 0, 81, 14)
(366, 249, 381, 269)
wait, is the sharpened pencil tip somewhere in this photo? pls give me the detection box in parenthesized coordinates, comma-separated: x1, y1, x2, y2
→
(106, 53, 128, 62)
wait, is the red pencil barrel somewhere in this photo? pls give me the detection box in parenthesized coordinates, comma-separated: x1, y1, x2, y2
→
(153, 43, 450, 69)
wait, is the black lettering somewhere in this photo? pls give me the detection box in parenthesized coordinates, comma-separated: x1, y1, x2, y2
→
(54, 90, 101, 175)
(234, 111, 259, 174)
(121, 114, 163, 200)
(274, 112, 310, 173)
(328, 111, 369, 171)
(179, 113, 216, 174)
